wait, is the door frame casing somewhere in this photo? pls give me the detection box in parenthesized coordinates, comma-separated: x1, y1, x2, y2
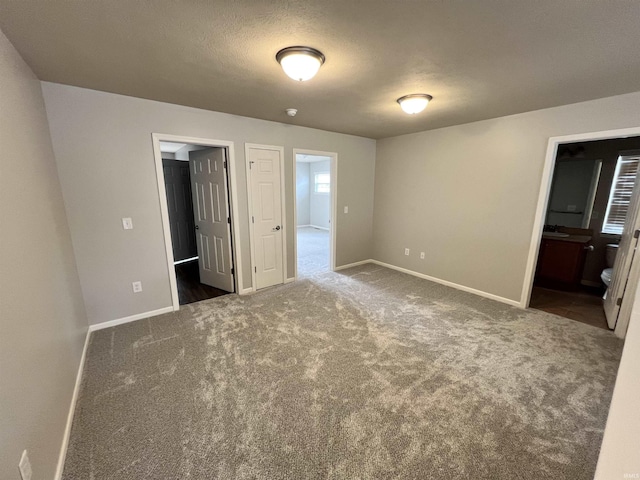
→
(245, 143, 287, 292)
(152, 133, 243, 310)
(523, 126, 640, 338)
(292, 148, 338, 279)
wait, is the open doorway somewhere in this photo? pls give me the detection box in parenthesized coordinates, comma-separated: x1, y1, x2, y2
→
(293, 150, 337, 278)
(153, 135, 241, 308)
(526, 131, 640, 338)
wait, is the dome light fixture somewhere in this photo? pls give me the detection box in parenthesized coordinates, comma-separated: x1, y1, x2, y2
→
(276, 46, 325, 82)
(397, 94, 433, 114)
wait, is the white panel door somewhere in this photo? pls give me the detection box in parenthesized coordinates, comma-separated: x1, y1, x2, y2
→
(248, 147, 284, 290)
(604, 177, 640, 329)
(189, 148, 234, 292)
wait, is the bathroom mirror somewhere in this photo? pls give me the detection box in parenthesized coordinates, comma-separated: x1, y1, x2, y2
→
(545, 158, 602, 228)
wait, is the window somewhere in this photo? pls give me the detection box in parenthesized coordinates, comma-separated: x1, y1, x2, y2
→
(602, 153, 640, 235)
(314, 172, 330, 194)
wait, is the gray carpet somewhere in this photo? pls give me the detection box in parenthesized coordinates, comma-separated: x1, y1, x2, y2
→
(63, 264, 623, 479)
(297, 226, 329, 277)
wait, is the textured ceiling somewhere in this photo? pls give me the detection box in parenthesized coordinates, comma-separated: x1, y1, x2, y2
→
(1, 1, 640, 139)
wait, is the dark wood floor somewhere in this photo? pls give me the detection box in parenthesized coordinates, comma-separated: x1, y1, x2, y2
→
(175, 260, 230, 305)
(530, 285, 610, 330)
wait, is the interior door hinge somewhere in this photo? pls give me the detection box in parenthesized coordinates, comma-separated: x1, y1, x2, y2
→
(617, 297, 623, 306)
(254, 266, 257, 273)
(224, 160, 227, 169)
(634, 229, 640, 239)
(252, 216, 255, 223)
(231, 267, 234, 275)
(249, 161, 255, 169)
(227, 217, 231, 224)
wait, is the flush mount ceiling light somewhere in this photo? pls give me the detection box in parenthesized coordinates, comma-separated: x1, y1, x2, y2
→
(276, 46, 325, 81)
(397, 94, 433, 114)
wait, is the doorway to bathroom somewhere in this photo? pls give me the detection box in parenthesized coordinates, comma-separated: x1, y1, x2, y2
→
(526, 132, 640, 337)
(293, 149, 337, 278)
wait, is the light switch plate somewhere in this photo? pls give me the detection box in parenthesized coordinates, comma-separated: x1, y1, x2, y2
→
(122, 217, 133, 230)
(405, 248, 410, 256)
(420, 252, 425, 259)
(343, 206, 348, 214)
(132, 281, 142, 293)
(19, 450, 32, 480)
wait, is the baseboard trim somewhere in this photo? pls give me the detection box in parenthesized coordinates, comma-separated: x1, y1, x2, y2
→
(284, 277, 295, 284)
(581, 280, 603, 288)
(296, 224, 311, 228)
(370, 260, 522, 307)
(88, 306, 174, 332)
(309, 225, 330, 231)
(54, 328, 91, 480)
(173, 256, 198, 265)
(239, 287, 254, 295)
(334, 259, 374, 271)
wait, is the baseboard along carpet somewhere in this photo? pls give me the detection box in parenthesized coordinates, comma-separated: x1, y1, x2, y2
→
(62, 264, 623, 479)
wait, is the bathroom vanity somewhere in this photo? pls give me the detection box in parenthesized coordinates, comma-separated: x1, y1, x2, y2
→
(535, 231, 593, 290)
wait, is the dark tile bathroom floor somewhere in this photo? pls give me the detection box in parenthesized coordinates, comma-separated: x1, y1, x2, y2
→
(530, 286, 610, 330)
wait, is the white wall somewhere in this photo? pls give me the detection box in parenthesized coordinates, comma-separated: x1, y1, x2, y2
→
(296, 162, 310, 225)
(595, 280, 640, 478)
(42, 83, 376, 325)
(0, 30, 87, 479)
(309, 160, 331, 229)
(374, 92, 640, 303)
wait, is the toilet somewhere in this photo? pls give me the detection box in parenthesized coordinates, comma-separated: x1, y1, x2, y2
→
(601, 243, 619, 288)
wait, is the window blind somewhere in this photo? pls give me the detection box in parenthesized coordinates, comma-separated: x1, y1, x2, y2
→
(602, 155, 640, 235)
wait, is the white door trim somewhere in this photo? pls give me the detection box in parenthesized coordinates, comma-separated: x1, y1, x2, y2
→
(292, 149, 338, 280)
(151, 133, 243, 310)
(245, 143, 287, 292)
(523, 126, 640, 338)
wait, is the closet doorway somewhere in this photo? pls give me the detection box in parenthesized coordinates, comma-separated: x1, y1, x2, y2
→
(152, 134, 242, 308)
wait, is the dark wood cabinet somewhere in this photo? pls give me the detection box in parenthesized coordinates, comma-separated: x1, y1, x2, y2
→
(535, 238, 590, 290)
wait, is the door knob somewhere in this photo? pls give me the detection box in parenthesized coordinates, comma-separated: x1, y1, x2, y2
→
(272, 225, 281, 231)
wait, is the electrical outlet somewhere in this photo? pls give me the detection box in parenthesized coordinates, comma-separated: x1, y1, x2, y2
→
(343, 206, 348, 214)
(19, 450, 32, 480)
(132, 281, 142, 293)
(420, 252, 425, 259)
(122, 217, 133, 230)
(405, 248, 410, 256)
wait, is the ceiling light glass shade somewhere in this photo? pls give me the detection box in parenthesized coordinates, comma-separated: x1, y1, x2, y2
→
(397, 94, 433, 114)
(276, 46, 325, 81)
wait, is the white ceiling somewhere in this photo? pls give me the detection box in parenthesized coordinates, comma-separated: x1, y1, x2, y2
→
(159, 142, 187, 153)
(296, 154, 331, 163)
(1, 1, 639, 139)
